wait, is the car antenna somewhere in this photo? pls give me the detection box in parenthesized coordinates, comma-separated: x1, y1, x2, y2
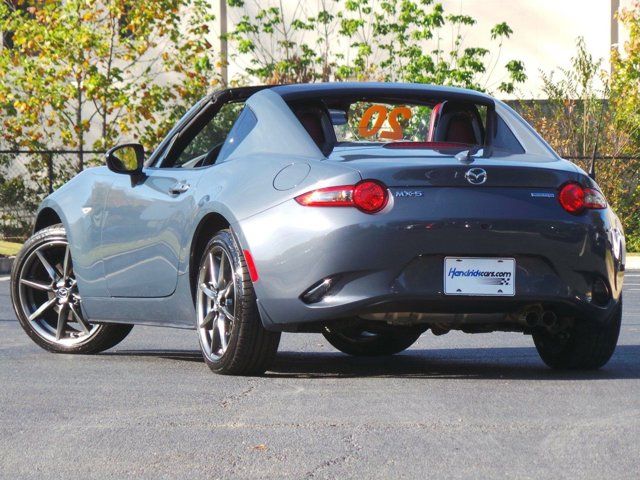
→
(455, 144, 483, 164)
(589, 90, 607, 181)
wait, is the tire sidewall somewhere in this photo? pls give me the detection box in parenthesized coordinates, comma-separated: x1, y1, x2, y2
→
(197, 230, 248, 372)
(533, 300, 622, 369)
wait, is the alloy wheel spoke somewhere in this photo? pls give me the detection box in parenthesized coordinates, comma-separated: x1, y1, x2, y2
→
(217, 253, 226, 290)
(69, 304, 90, 335)
(208, 253, 218, 288)
(207, 331, 215, 356)
(199, 282, 217, 300)
(36, 250, 58, 281)
(199, 309, 216, 328)
(221, 281, 234, 301)
(55, 304, 68, 341)
(217, 317, 228, 352)
(28, 297, 57, 322)
(219, 305, 235, 323)
(62, 246, 71, 279)
(20, 278, 52, 291)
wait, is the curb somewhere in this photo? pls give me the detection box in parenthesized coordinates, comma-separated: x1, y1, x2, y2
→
(628, 256, 640, 271)
(0, 257, 14, 275)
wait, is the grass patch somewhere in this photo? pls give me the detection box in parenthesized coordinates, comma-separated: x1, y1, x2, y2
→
(0, 240, 22, 257)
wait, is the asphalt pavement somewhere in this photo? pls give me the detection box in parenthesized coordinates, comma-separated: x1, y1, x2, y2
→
(1, 273, 639, 479)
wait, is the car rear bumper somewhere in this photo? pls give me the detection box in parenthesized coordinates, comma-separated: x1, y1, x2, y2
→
(236, 190, 625, 332)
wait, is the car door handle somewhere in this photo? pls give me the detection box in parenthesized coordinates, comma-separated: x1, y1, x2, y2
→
(169, 182, 190, 195)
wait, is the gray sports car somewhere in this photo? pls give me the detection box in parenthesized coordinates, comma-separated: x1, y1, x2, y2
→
(10, 83, 626, 375)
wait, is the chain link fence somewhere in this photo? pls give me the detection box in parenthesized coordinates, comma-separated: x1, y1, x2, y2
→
(0, 150, 637, 244)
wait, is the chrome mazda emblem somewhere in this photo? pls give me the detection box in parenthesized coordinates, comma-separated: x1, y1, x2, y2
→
(465, 168, 487, 185)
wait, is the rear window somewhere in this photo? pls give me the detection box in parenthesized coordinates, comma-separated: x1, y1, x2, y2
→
(333, 100, 487, 147)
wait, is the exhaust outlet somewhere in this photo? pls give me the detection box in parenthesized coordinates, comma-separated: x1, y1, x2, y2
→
(524, 310, 540, 327)
(541, 311, 557, 327)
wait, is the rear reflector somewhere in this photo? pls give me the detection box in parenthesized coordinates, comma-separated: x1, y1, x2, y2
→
(558, 183, 607, 214)
(243, 249, 259, 282)
(295, 180, 389, 214)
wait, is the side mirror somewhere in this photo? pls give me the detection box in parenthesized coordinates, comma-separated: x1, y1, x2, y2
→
(106, 143, 145, 174)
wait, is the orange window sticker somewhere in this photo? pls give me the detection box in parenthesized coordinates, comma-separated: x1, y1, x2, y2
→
(358, 105, 413, 140)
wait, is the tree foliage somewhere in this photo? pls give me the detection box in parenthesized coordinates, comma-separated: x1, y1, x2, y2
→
(518, 38, 640, 251)
(611, 1, 640, 152)
(0, 0, 219, 170)
(0, 0, 219, 240)
(226, 0, 526, 93)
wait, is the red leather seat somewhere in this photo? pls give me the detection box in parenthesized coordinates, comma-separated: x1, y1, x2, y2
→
(427, 101, 481, 145)
(444, 116, 477, 144)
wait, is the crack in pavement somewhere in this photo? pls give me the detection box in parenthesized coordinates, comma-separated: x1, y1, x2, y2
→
(304, 430, 362, 478)
(219, 381, 258, 409)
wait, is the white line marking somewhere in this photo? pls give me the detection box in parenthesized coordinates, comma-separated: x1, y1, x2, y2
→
(0, 276, 9, 282)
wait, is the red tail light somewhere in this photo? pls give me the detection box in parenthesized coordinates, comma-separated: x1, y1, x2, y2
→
(353, 181, 388, 212)
(558, 183, 606, 214)
(295, 180, 389, 214)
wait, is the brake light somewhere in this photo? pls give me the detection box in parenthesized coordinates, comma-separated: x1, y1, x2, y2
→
(558, 183, 606, 214)
(295, 180, 389, 213)
(353, 181, 388, 212)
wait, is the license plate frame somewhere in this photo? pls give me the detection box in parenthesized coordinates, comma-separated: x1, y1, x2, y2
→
(444, 257, 516, 296)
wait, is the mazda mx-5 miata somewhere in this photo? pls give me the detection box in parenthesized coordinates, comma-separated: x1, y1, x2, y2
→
(10, 83, 626, 374)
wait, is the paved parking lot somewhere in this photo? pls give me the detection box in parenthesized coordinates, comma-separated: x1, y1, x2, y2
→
(1, 273, 639, 479)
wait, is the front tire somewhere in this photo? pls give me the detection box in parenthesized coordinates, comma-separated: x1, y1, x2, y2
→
(533, 301, 622, 370)
(195, 229, 280, 375)
(10, 224, 133, 354)
(323, 323, 421, 356)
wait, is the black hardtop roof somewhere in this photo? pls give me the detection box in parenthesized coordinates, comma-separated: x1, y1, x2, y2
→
(212, 82, 495, 107)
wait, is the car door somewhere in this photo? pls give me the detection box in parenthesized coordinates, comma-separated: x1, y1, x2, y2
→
(100, 99, 246, 297)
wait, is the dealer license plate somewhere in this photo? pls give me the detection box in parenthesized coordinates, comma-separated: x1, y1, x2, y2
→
(444, 257, 515, 296)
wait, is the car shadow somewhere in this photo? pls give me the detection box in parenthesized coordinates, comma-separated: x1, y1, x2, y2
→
(265, 345, 640, 380)
(104, 345, 640, 380)
(102, 349, 204, 363)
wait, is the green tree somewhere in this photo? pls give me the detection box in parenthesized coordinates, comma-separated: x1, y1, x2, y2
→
(611, 1, 640, 153)
(226, 0, 341, 83)
(0, 0, 218, 170)
(519, 37, 640, 251)
(226, 0, 526, 94)
(0, 0, 218, 240)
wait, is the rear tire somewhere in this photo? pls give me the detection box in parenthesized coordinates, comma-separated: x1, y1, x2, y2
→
(10, 224, 133, 354)
(323, 323, 421, 356)
(533, 301, 622, 370)
(195, 229, 280, 375)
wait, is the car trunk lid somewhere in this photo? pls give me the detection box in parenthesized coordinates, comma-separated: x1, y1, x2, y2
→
(328, 145, 582, 189)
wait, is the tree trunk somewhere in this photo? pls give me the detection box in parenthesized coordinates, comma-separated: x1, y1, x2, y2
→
(77, 79, 84, 172)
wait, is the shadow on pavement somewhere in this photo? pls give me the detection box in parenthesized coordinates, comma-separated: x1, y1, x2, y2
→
(103, 349, 203, 362)
(266, 345, 640, 380)
(103, 345, 640, 380)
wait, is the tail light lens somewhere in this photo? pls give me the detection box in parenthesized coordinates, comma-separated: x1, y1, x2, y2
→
(353, 181, 388, 212)
(558, 183, 607, 214)
(295, 180, 389, 213)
